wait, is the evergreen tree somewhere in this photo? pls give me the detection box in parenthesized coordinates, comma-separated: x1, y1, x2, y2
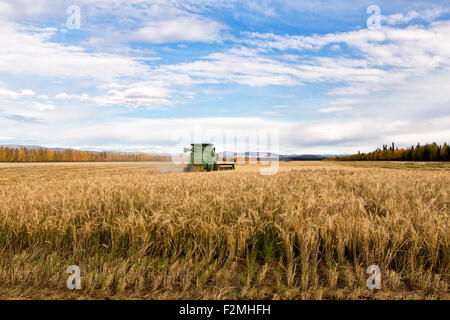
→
(335, 142, 449, 162)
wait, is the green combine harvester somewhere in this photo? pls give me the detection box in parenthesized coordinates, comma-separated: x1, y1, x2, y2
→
(184, 143, 235, 172)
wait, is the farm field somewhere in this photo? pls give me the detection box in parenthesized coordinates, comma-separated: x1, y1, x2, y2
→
(0, 161, 448, 299)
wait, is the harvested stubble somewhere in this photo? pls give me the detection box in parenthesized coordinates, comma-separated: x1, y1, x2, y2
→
(0, 162, 448, 299)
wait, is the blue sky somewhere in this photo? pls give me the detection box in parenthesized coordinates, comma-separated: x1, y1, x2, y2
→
(0, 0, 449, 154)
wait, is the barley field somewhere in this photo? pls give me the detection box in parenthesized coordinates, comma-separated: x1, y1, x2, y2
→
(0, 161, 448, 299)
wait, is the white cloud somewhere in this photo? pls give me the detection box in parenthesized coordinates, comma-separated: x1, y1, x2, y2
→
(0, 0, 64, 21)
(32, 102, 55, 110)
(159, 47, 389, 86)
(237, 21, 450, 91)
(97, 19, 450, 91)
(55, 92, 70, 100)
(20, 89, 35, 96)
(382, 8, 448, 25)
(0, 20, 149, 80)
(130, 15, 225, 43)
(329, 98, 362, 106)
(318, 106, 352, 114)
(383, 11, 420, 25)
(261, 111, 279, 115)
(0, 88, 19, 99)
(94, 84, 172, 108)
(54, 92, 89, 100)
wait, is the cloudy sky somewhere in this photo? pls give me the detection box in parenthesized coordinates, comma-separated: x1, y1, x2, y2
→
(0, 0, 449, 154)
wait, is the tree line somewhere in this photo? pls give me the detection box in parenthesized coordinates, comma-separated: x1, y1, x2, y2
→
(334, 142, 450, 161)
(0, 146, 171, 162)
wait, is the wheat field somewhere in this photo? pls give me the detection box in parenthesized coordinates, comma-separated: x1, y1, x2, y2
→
(0, 161, 448, 299)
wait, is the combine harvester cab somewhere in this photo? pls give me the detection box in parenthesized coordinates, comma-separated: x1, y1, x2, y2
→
(184, 143, 235, 172)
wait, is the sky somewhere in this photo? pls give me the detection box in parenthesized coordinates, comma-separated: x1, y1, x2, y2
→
(0, 0, 449, 154)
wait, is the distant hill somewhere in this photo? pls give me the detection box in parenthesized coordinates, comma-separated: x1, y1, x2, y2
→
(280, 154, 328, 161)
(217, 151, 348, 161)
(0, 144, 66, 151)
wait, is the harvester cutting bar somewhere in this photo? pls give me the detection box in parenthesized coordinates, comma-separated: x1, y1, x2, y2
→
(215, 163, 235, 171)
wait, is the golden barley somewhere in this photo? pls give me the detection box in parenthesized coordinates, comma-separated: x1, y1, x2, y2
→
(0, 161, 448, 299)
